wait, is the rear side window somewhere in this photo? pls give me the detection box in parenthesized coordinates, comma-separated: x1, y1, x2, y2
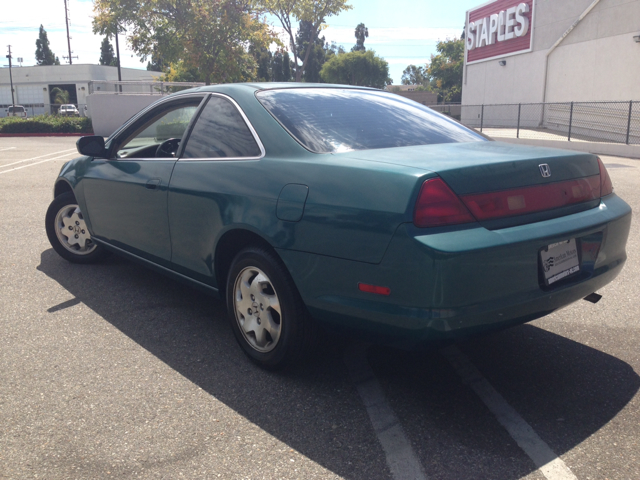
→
(256, 88, 484, 153)
(182, 96, 262, 159)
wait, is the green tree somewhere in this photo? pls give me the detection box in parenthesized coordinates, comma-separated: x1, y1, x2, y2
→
(50, 87, 70, 105)
(251, 46, 272, 81)
(401, 64, 427, 86)
(93, 0, 279, 85)
(351, 22, 368, 52)
(295, 20, 328, 82)
(320, 50, 391, 89)
(99, 36, 117, 66)
(270, 51, 293, 82)
(146, 54, 166, 72)
(326, 41, 346, 58)
(258, 0, 352, 82)
(282, 52, 292, 81)
(425, 38, 464, 103)
(35, 25, 60, 66)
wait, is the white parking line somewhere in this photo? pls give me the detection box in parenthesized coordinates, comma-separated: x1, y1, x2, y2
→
(345, 344, 428, 480)
(441, 346, 578, 480)
(0, 147, 17, 152)
(0, 152, 77, 175)
(0, 148, 76, 169)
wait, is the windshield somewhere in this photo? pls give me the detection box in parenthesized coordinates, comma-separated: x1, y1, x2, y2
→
(9, 107, 25, 113)
(256, 88, 484, 153)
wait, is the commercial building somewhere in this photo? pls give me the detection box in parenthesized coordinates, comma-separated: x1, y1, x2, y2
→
(462, 0, 640, 105)
(0, 64, 160, 117)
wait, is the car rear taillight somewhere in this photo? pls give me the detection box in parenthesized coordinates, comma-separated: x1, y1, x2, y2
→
(461, 176, 601, 221)
(413, 178, 475, 227)
(358, 283, 391, 296)
(597, 157, 613, 196)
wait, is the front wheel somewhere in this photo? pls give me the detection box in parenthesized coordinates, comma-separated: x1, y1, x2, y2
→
(226, 247, 316, 369)
(45, 192, 110, 264)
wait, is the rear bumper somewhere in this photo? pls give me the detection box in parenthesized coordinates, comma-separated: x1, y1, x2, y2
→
(278, 194, 632, 346)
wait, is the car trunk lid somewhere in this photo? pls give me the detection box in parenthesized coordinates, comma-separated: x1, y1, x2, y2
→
(343, 141, 603, 228)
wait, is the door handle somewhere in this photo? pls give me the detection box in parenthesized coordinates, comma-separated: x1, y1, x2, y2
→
(146, 178, 161, 190)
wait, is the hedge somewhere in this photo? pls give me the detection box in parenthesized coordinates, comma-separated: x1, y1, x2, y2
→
(0, 115, 93, 134)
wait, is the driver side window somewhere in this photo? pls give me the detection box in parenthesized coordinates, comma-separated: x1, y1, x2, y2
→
(113, 99, 202, 159)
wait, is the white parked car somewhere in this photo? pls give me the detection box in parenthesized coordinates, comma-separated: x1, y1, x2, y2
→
(59, 104, 80, 117)
(6, 105, 27, 118)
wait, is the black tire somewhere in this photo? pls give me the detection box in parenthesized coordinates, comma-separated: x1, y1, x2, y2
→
(45, 192, 110, 264)
(226, 246, 316, 369)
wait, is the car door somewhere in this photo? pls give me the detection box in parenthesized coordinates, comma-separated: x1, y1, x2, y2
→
(167, 94, 265, 285)
(82, 94, 206, 266)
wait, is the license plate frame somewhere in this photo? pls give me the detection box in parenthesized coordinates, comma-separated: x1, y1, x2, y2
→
(540, 238, 580, 286)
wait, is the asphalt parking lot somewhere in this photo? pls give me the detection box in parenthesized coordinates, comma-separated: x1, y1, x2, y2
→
(1, 137, 638, 480)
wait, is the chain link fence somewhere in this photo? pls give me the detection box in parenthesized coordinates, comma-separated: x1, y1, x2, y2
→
(453, 101, 640, 145)
(1, 103, 90, 118)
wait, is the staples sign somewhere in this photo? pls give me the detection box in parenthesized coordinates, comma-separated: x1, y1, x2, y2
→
(466, 0, 533, 64)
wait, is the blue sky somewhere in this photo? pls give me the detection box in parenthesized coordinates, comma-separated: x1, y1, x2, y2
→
(1, 0, 480, 84)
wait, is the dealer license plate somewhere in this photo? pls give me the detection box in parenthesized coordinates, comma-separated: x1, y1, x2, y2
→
(540, 239, 580, 285)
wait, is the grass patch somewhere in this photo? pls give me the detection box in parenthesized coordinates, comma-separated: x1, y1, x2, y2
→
(0, 115, 93, 134)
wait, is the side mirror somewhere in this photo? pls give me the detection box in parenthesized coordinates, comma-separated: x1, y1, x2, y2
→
(76, 136, 107, 157)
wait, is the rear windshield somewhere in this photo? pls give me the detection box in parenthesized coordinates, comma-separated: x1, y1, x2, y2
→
(256, 88, 484, 153)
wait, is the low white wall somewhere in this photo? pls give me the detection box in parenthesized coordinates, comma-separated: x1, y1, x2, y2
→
(87, 94, 160, 137)
(497, 137, 640, 159)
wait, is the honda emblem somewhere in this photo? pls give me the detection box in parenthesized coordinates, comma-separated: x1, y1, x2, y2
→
(539, 164, 551, 178)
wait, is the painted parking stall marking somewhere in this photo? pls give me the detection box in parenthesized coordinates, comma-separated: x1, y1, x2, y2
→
(345, 344, 428, 480)
(0, 149, 77, 175)
(441, 346, 578, 480)
(0, 148, 76, 168)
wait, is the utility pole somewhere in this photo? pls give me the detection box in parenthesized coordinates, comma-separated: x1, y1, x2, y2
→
(114, 30, 122, 82)
(6, 45, 15, 110)
(64, 0, 73, 64)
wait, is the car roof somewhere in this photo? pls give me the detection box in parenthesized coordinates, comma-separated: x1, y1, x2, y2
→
(167, 82, 380, 98)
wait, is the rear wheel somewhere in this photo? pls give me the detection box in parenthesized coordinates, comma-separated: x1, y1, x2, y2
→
(45, 192, 110, 264)
(226, 247, 316, 369)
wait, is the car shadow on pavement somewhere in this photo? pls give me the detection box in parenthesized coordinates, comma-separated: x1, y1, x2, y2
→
(37, 249, 640, 480)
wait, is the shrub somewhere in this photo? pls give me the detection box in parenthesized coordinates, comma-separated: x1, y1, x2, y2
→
(0, 115, 93, 134)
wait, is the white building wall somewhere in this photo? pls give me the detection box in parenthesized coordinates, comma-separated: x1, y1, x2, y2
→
(0, 64, 161, 117)
(86, 94, 160, 137)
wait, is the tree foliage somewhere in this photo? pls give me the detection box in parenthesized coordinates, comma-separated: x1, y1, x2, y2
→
(146, 53, 167, 72)
(401, 64, 426, 86)
(99, 36, 117, 66)
(257, 0, 351, 82)
(351, 22, 368, 52)
(425, 38, 464, 103)
(295, 20, 328, 82)
(270, 51, 292, 81)
(320, 50, 391, 89)
(35, 25, 60, 66)
(50, 87, 70, 105)
(93, 0, 280, 85)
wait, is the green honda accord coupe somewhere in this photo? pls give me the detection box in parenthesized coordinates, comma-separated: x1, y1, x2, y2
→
(46, 83, 632, 369)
